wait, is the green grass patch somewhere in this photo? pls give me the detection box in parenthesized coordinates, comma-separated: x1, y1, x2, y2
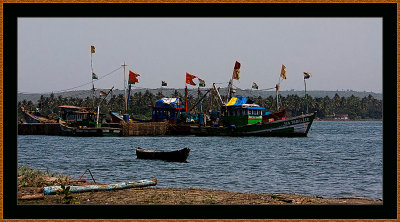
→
(18, 166, 72, 187)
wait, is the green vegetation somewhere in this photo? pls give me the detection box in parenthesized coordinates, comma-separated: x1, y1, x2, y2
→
(18, 90, 382, 121)
(56, 184, 76, 204)
(18, 166, 71, 188)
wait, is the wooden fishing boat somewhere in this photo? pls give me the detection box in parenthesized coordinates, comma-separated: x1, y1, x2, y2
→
(136, 147, 190, 162)
(59, 105, 121, 137)
(19, 106, 57, 123)
(60, 123, 121, 137)
(190, 111, 316, 137)
(186, 94, 316, 137)
(167, 62, 317, 137)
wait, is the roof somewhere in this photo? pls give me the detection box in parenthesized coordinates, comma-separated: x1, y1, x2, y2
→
(59, 105, 91, 110)
(59, 105, 93, 113)
(154, 98, 184, 109)
(226, 96, 253, 106)
(224, 96, 265, 110)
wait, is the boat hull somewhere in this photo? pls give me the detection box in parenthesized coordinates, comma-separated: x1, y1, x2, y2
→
(136, 147, 190, 162)
(60, 124, 121, 137)
(21, 110, 57, 124)
(190, 112, 316, 137)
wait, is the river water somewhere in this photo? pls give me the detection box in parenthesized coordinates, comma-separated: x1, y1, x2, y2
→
(17, 121, 382, 200)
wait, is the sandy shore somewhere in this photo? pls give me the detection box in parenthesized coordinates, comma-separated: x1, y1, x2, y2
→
(18, 186, 381, 205)
(17, 167, 381, 205)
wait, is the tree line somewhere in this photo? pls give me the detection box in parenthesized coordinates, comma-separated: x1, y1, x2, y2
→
(18, 90, 382, 121)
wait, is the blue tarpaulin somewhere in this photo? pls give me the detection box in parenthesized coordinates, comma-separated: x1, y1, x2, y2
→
(225, 96, 264, 110)
(225, 96, 254, 106)
(154, 98, 184, 109)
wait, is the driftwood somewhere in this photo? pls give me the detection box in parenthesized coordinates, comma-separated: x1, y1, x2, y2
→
(18, 193, 45, 200)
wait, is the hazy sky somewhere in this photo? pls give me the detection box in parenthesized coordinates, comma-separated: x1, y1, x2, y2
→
(18, 18, 382, 94)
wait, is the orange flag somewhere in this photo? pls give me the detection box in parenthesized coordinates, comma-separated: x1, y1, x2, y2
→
(129, 70, 140, 84)
(186, 73, 197, 85)
(280, 64, 287, 79)
(232, 61, 241, 80)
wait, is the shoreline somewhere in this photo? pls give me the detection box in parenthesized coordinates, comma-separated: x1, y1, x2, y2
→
(17, 167, 381, 205)
(18, 186, 382, 205)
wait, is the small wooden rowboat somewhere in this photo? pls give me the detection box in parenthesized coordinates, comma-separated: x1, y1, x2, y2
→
(136, 147, 190, 162)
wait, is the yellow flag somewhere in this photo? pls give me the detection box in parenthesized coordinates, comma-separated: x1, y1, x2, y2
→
(91, 45, 95, 53)
(280, 64, 286, 79)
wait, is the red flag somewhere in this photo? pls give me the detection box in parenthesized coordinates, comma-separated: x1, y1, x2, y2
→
(99, 91, 107, 96)
(186, 73, 197, 85)
(129, 70, 140, 84)
(233, 61, 241, 80)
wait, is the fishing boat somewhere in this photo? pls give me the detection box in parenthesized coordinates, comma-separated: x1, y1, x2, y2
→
(59, 105, 121, 137)
(19, 106, 57, 123)
(110, 111, 151, 123)
(136, 147, 190, 162)
(151, 98, 185, 124)
(182, 62, 317, 137)
(189, 95, 316, 137)
(59, 123, 121, 137)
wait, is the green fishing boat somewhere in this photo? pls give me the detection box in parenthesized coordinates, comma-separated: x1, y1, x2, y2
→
(189, 96, 316, 137)
(186, 62, 316, 137)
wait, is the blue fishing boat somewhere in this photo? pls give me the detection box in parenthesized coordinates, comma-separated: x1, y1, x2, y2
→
(151, 98, 185, 124)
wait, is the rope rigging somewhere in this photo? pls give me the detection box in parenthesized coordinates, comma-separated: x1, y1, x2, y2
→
(19, 66, 122, 95)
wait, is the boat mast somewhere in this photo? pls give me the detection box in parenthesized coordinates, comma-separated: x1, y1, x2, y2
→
(212, 83, 224, 106)
(303, 72, 311, 113)
(90, 45, 95, 108)
(229, 61, 240, 102)
(198, 87, 203, 114)
(276, 81, 280, 111)
(96, 87, 114, 128)
(121, 62, 128, 113)
(277, 64, 286, 111)
(304, 77, 308, 113)
(227, 79, 233, 103)
(185, 85, 188, 113)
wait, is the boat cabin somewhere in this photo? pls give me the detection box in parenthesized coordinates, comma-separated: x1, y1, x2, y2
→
(151, 98, 184, 124)
(221, 96, 266, 126)
(59, 105, 98, 127)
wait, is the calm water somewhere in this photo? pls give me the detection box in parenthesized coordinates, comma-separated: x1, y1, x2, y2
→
(17, 121, 382, 200)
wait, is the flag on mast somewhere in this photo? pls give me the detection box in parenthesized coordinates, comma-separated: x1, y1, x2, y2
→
(186, 73, 197, 86)
(128, 70, 140, 84)
(232, 61, 241, 80)
(280, 64, 287, 79)
(92, 72, 98, 79)
(252, 82, 259, 89)
(198, 78, 206, 87)
(91, 45, 95, 53)
(304, 72, 311, 79)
